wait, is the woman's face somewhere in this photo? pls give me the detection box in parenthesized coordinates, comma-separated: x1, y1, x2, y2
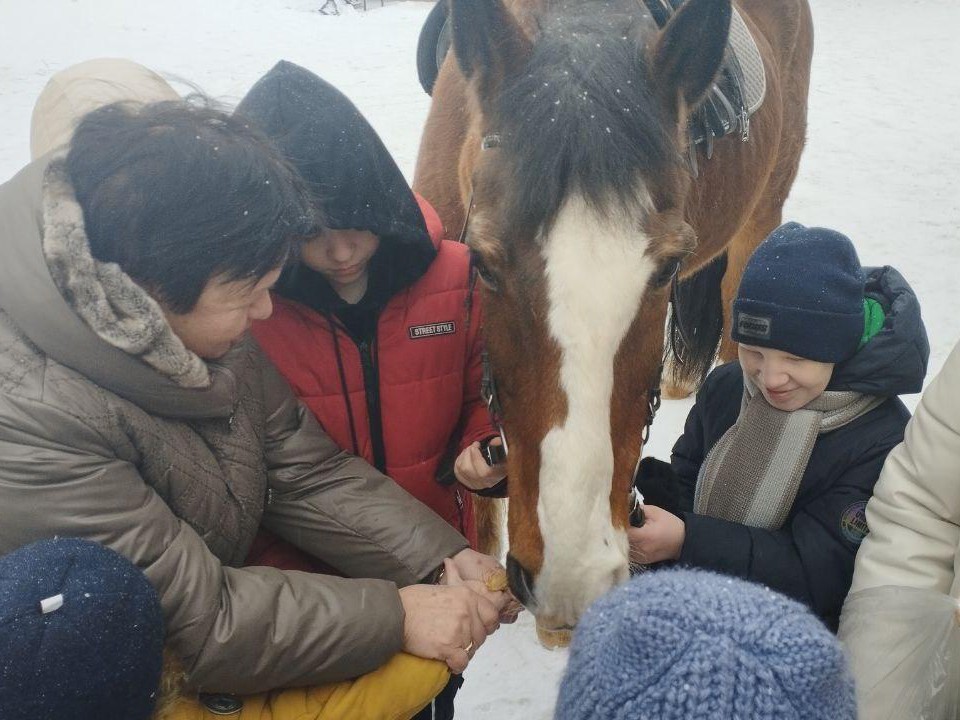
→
(163, 268, 281, 359)
(738, 344, 835, 411)
(300, 229, 379, 293)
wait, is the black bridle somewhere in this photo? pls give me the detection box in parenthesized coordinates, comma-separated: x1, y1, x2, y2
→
(479, 349, 509, 458)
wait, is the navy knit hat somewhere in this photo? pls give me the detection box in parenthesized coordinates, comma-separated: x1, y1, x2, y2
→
(732, 222, 865, 363)
(555, 568, 856, 720)
(0, 538, 164, 720)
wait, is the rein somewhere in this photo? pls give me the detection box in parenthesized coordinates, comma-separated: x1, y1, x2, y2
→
(480, 348, 510, 457)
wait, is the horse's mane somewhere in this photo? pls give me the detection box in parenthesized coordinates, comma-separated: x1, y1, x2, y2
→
(497, 4, 680, 237)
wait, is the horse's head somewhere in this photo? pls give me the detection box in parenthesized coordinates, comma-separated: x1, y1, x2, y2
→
(450, 0, 731, 628)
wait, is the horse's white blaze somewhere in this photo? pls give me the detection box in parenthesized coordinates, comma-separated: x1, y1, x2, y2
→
(537, 192, 656, 626)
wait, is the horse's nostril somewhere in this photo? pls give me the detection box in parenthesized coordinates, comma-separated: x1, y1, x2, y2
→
(505, 554, 536, 608)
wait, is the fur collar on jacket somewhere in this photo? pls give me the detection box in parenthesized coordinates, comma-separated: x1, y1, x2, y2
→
(42, 159, 209, 388)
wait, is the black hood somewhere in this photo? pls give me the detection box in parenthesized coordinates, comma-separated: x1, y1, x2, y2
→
(235, 60, 436, 313)
(829, 265, 929, 396)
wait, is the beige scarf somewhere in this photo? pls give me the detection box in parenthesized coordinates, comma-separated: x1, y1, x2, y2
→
(41, 159, 210, 389)
(694, 372, 883, 530)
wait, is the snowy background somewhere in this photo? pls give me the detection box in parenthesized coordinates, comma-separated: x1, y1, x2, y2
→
(1, 0, 959, 716)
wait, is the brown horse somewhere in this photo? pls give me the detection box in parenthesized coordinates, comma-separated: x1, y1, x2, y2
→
(414, 0, 812, 630)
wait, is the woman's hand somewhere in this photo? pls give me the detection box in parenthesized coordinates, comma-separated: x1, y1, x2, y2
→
(398, 580, 499, 674)
(454, 439, 507, 490)
(626, 504, 685, 565)
(446, 548, 523, 623)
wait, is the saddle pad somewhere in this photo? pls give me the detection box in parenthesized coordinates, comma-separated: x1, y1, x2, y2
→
(730, 7, 765, 116)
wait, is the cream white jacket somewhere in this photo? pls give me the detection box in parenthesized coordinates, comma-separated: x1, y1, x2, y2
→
(849, 339, 960, 597)
(841, 340, 960, 719)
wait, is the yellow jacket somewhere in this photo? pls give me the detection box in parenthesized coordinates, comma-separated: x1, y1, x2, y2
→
(158, 653, 449, 720)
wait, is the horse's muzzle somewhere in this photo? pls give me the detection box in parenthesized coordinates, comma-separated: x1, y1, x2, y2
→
(506, 553, 536, 610)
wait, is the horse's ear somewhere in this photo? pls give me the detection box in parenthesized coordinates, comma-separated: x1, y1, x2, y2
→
(652, 0, 732, 111)
(450, 0, 532, 102)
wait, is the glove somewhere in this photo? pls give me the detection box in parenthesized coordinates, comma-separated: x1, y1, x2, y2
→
(633, 457, 681, 516)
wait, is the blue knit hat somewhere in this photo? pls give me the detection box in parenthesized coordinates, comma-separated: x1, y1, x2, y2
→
(0, 538, 164, 720)
(555, 568, 856, 720)
(732, 222, 865, 363)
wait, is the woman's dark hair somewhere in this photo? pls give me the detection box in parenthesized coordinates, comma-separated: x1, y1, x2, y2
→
(66, 98, 315, 313)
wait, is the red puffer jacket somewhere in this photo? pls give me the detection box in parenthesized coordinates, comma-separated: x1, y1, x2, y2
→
(252, 199, 493, 548)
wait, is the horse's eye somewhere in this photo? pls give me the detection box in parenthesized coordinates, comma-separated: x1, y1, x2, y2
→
(651, 257, 682, 289)
(470, 249, 500, 292)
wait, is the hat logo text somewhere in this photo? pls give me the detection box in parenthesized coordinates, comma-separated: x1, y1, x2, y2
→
(737, 313, 772, 340)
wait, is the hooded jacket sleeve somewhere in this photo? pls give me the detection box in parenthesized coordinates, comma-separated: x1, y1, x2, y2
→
(256, 347, 470, 585)
(0, 392, 413, 694)
(849, 341, 960, 596)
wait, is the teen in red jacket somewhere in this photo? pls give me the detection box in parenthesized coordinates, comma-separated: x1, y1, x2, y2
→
(237, 62, 505, 557)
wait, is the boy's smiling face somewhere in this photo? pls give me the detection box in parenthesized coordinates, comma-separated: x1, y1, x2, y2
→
(738, 344, 835, 411)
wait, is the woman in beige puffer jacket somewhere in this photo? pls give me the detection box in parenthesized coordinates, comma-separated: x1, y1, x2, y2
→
(1, 60, 482, 710)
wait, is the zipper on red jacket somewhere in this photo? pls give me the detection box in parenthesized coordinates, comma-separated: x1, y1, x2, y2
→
(356, 337, 387, 474)
(454, 487, 466, 536)
(328, 315, 361, 455)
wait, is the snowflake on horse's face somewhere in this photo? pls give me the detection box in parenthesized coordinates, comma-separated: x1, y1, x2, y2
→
(414, 0, 813, 631)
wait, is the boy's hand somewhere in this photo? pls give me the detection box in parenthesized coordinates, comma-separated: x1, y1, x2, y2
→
(454, 440, 507, 490)
(627, 505, 685, 564)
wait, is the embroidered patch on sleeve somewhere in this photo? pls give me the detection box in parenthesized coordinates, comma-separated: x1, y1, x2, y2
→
(408, 321, 456, 339)
(840, 500, 869, 545)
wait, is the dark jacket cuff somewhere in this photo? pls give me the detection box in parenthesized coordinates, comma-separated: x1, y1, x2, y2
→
(472, 477, 508, 498)
(678, 512, 752, 578)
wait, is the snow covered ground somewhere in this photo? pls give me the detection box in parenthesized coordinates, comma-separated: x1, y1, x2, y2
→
(1, 0, 958, 716)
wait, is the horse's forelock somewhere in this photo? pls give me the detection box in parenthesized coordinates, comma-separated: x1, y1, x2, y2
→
(494, 6, 680, 237)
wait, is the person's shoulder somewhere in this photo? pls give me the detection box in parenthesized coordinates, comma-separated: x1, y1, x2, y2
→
(257, 294, 323, 331)
(0, 311, 114, 445)
(413, 193, 447, 245)
(817, 397, 910, 470)
(434, 238, 470, 266)
(701, 361, 744, 396)
(409, 239, 472, 297)
(849, 396, 911, 442)
(831, 265, 928, 396)
(0, 309, 79, 407)
(682, 361, 744, 430)
(251, 296, 332, 367)
(265, 293, 310, 318)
